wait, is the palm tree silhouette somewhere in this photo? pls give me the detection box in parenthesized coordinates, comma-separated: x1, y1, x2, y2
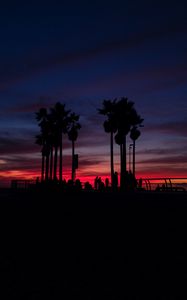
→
(114, 131, 124, 187)
(50, 102, 70, 183)
(35, 133, 45, 182)
(114, 98, 143, 188)
(46, 113, 58, 181)
(47, 110, 59, 181)
(35, 108, 50, 182)
(98, 99, 117, 188)
(67, 113, 81, 182)
(52, 126, 60, 182)
(41, 119, 52, 181)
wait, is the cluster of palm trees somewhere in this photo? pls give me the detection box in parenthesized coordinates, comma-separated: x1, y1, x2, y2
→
(35, 102, 81, 183)
(98, 97, 143, 189)
(35, 98, 143, 189)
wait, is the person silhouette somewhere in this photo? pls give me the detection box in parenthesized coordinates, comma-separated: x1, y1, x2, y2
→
(138, 178, 142, 188)
(113, 172, 118, 190)
(105, 178, 109, 188)
(94, 176, 98, 190)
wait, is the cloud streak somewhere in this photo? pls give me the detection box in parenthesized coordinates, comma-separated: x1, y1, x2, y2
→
(0, 17, 186, 91)
(138, 155, 187, 165)
(144, 121, 187, 137)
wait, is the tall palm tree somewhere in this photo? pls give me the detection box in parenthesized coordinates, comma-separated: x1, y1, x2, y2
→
(48, 107, 60, 181)
(114, 98, 143, 188)
(36, 107, 48, 123)
(53, 129, 59, 181)
(50, 102, 70, 183)
(67, 112, 81, 182)
(43, 141, 50, 181)
(35, 133, 45, 182)
(114, 98, 134, 187)
(98, 99, 117, 188)
(47, 117, 56, 181)
(40, 119, 52, 182)
(114, 131, 124, 187)
(35, 107, 50, 182)
(49, 136, 54, 181)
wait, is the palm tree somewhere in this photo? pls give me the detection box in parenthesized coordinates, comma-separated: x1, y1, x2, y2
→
(41, 120, 52, 182)
(46, 112, 62, 181)
(114, 98, 134, 187)
(49, 136, 54, 181)
(50, 102, 70, 183)
(43, 141, 50, 181)
(114, 98, 143, 188)
(35, 133, 45, 182)
(36, 107, 48, 124)
(48, 118, 56, 181)
(67, 112, 81, 182)
(53, 130, 60, 182)
(98, 99, 117, 188)
(35, 107, 50, 182)
(114, 131, 124, 187)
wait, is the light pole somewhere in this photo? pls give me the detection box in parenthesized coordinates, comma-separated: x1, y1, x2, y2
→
(129, 143, 133, 172)
(130, 126, 142, 178)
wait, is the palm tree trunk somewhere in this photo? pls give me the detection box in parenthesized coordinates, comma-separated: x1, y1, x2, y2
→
(121, 135, 126, 188)
(120, 144, 123, 188)
(72, 139, 75, 182)
(53, 145, 58, 181)
(59, 132, 63, 183)
(132, 140, 135, 178)
(110, 131, 114, 188)
(41, 154, 45, 182)
(49, 146, 53, 180)
(45, 155, 49, 181)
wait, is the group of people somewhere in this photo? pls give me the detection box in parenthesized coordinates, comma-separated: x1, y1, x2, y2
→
(93, 172, 120, 191)
(94, 176, 107, 191)
(36, 170, 141, 192)
(123, 170, 137, 190)
(94, 170, 139, 191)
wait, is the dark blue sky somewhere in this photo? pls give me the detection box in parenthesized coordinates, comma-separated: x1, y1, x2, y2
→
(0, 0, 186, 185)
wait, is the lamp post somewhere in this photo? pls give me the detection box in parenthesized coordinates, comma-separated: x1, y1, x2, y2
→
(130, 126, 142, 178)
(129, 143, 133, 172)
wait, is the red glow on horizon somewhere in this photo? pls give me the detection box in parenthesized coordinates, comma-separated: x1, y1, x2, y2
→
(0, 168, 187, 188)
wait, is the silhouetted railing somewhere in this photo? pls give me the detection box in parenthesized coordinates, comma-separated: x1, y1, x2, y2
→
(10, 177, 187, 192)
(139, 178, 187, 192)
(11, 180, 36, 190)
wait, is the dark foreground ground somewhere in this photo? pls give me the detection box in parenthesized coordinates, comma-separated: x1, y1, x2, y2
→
(0, 188, 187, 299)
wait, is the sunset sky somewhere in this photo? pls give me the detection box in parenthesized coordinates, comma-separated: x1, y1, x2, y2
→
(0, 1, 186, 187)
